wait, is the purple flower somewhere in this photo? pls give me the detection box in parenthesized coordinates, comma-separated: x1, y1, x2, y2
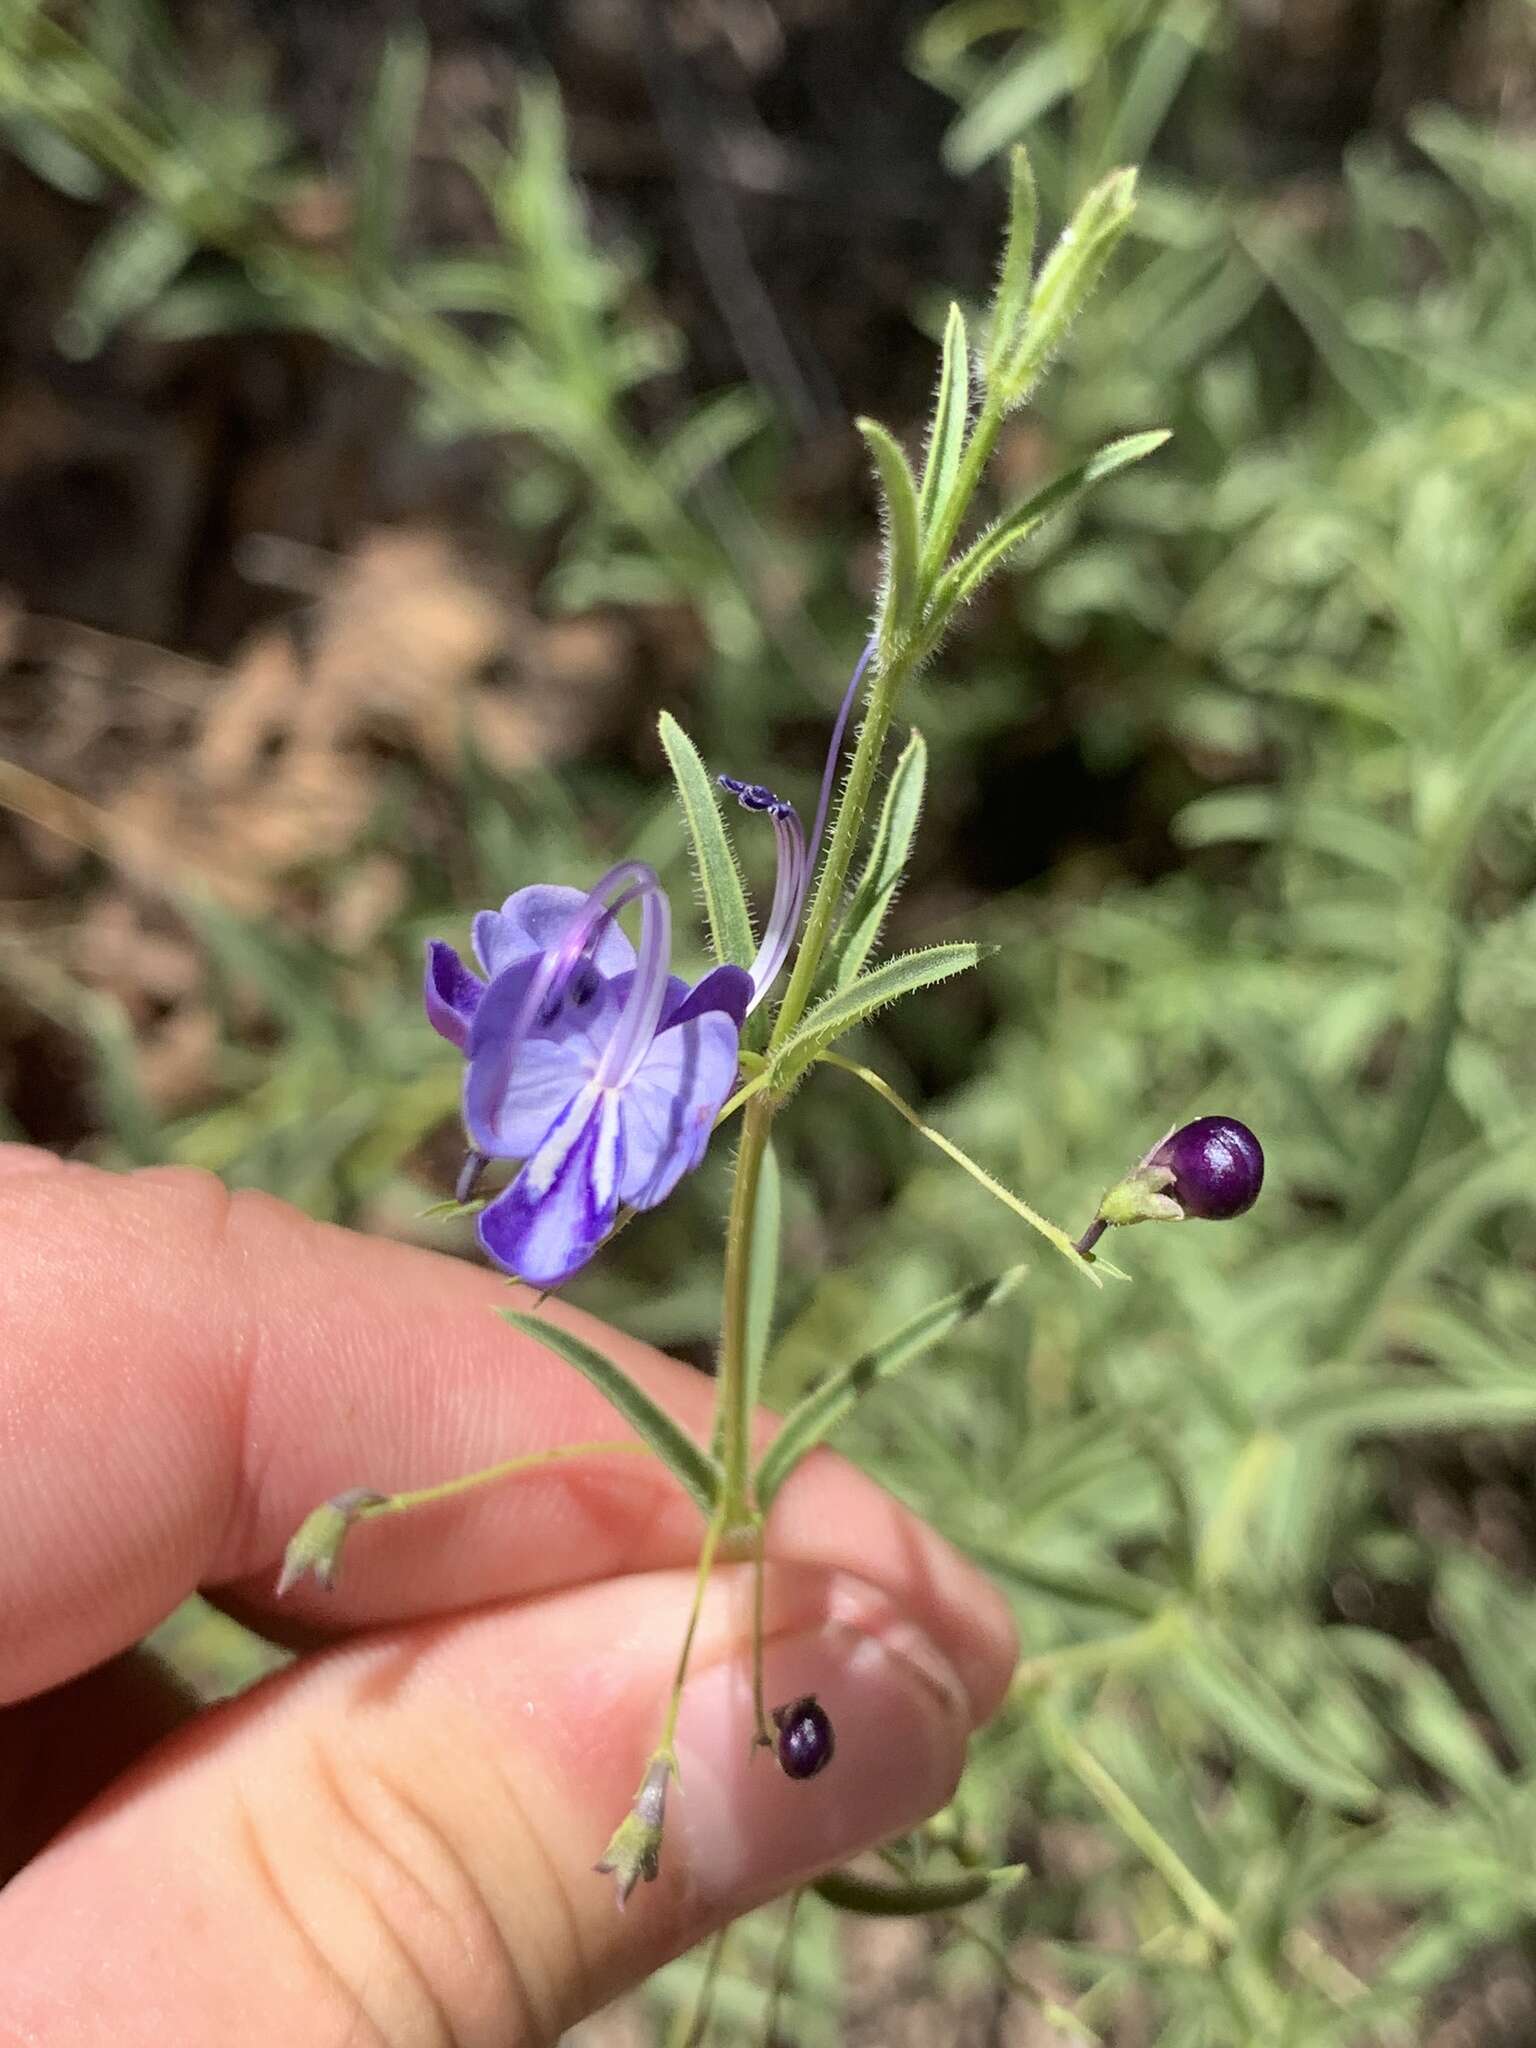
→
(1150, 1115, 1265, 1221)
(425, 639, 877, 1288)
(427, 870, 751, 1287)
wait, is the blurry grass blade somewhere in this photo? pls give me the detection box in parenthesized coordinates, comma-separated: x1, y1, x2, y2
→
(652, 388, 765, 498)
(918, 306, 971, 541)
(500, 1310, 721, 1515)
(1276, 1374, 1536, 1440)
(1332, 1626, 1507, 1809)
(58, 200, 193, 356)
(813, 1863, 1026, 1916)
(353, 28, 429, 277)
(932, 431, 1169, 619)
(755, 1266, 1026, 1510)
(1434, 1552, 1536, 1774)
(829, 728, 928, 990)
(1177, 1627, 1378, 1812)
(771, 944, 987, 1087)
(657, 712, 755, 969)
(985, 144, 1037, 383)
(942, 40, 1080, 177)
(855, 416, 922, 647)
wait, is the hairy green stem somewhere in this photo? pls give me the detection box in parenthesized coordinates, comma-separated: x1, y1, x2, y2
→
(716, 1092, 775, 1516)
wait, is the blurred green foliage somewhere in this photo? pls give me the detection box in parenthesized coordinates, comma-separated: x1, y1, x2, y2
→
(5, 0, 1536, 2039)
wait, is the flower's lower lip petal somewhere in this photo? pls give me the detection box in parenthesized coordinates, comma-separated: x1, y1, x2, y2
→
(616, 1012, 740, 1210)
(477, 1091, 623, 1286)
(464, 1029, 595, 1158)
(423, 941, 483, 1052)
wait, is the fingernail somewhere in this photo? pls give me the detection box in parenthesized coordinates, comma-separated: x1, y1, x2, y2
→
(672, 1592, 970, 1912)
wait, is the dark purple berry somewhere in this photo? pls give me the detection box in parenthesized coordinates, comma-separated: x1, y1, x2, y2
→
(771, 1695, 835, 1780)
(1151, 1115, 1264, 1221)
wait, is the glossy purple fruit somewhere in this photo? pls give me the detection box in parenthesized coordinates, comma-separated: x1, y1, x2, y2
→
(772, 1695, 835, 1780)
(1151, 1115, 1264, 1221)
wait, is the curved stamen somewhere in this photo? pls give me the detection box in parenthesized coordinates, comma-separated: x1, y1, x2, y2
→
(718, 778, 807, 1012)
(593, 879, 672, 1090)
(715, 634, 874, 1013)
(806, 633, 878, 886)
(489, 860, 673, 1105)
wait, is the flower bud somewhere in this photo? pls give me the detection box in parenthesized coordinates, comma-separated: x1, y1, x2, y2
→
(275, 1487, 386, 1597)
(771, 1695, 835, 1781)
(1078, 1114, 1264, 1256)
(1149, 1115, 1264, 1221)
(594, 1752, 673, 1908)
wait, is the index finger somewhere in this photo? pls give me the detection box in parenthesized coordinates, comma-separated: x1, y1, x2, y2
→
(0, 1149, 1014, 1718)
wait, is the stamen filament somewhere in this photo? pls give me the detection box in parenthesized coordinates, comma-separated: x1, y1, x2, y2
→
(487, 860, 674, 1111)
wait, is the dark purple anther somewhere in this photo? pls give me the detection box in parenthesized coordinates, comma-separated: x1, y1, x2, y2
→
(771, 1695, 835, 1780)
(718, 775, 786, 815)
(1151, 1115, 1264, 1221)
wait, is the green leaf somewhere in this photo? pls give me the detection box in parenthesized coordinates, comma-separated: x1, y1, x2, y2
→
(755, 1267, 1025, 1510)
(1435, 1552, 1536, 1774)
(855, 416, 922, 647)
(499, 1310, 721, 1515)
(932, 431, 1170, 619)
(1175, 1627, 1379, 1813)
(657, 712, 756, 971)
(942, 41, 1081, 176)
(352, 29, 429, 278)
(57, 201, 193, 357)
(917, 306, 971, 544)
(1270, 1372, 1536, 1442)
(814, 1863, 1026, 1917)
(770, 942, 987, 1088)
(985, 145, 1038, 384)
(1004, 166, 1139, 401)
(829, 728, 928, 990)
(1332, 1626, 1507, 1808)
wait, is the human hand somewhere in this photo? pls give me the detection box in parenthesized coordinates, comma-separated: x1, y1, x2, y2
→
(0, 1147, 1015, 2044)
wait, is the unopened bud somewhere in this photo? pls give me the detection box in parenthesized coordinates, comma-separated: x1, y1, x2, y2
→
(594, 1752, 673, 1909)
(275, 1487, 386, 1597)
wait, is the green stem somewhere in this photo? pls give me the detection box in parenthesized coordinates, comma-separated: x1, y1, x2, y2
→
(768, 652, 908, 1052)
(716, 1092, 775, 1516)
(918, 392, 1005, 591)
(660, 1510, 725, 1752)
(354, 1439, 646, 1525)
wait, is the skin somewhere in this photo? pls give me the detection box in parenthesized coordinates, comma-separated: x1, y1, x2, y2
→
(0, 1146, 1016, 2046)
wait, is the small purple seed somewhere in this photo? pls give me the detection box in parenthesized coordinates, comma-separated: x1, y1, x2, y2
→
(1150, 1115, 1264, 1221)
(771, 1695, 835, 1780)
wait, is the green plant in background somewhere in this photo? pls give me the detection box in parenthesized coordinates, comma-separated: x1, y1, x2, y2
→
(7, 0, 1536, 2037)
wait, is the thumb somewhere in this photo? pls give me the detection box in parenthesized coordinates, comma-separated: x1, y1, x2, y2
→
(3, 1555, 1008, 2044)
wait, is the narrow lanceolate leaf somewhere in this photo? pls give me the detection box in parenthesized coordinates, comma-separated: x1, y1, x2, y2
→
(1270, 1372, 1536, 1442)
(58, 201, 193, 357)
(1003, 165, 1138, 402)
(985, 144, 1038, 385)
(814, 1863, 1027, 1917)
(1176, 1627, 1378, 1813)
(917, 306, 971, 544)
(856, 416, 922, 647)
(755, 1267, 1026, 1510)
(933, 431, 1170, 621)
(657, 711, 756, 970)
(500, 1310, 721, 1515)
(353, 29, 429, 277)
(829, 728, 928, 991)
(770, 942, 987, 1088)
